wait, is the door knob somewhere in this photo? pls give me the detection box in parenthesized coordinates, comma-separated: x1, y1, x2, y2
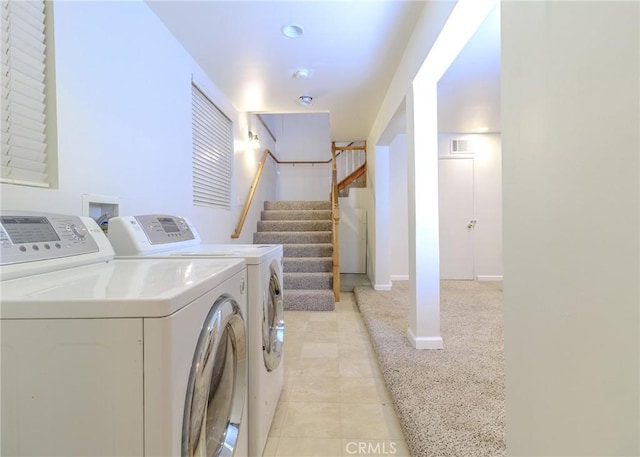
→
(467, 220, 477, 229)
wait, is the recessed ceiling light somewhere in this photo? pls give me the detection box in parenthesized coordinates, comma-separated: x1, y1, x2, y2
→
(293, 69, 309, 79)
(298, 95, 313, 106)
(281, 24, 303, 38)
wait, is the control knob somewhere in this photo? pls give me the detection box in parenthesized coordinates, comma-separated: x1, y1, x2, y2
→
(68, 223, 87, 240)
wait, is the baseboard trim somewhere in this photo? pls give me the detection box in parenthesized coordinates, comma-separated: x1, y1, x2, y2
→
(476, 275, 503, 282)
(406, 327, 444, 350)
(373, 283, 392, 291)
(388, 275, 504, 282)
(390, 275, 409, 281)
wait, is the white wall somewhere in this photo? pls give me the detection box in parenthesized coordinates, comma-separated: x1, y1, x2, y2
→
(0, 0, 277, 244)
(386, 129, 497, 286)
(438, 133, 502, 279)
(236, 114, 279, 239)
(389, 134, 408, 280)
(266, 113, 332, 201)
(277, 164, 331, 202)
(502, 2, 639, 455)
(339, 204, 367, 274)
(339, 179, 368, 274)
(271, 113, 330, 160)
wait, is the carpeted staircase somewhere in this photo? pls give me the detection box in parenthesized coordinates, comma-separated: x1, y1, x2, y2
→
(253, 201, 336, 311)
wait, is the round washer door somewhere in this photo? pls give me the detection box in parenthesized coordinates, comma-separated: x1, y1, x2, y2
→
(262, 262, 284, 372)
(182, 295, 247, 457)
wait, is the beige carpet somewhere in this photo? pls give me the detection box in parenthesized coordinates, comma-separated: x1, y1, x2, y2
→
(353, 280, 505, 457)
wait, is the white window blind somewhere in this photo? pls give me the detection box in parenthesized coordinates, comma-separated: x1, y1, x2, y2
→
(1, 0, 49, 187)
(191, 83, 232, 209)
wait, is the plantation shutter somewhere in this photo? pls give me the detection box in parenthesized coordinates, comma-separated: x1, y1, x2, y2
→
(191, 83, 232, 209)
(1, 0, 49, 187)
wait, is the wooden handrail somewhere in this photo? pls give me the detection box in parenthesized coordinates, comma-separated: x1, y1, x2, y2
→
(333, 140, 367, 197)
(277, 159, 331, 165)
(232, 149, 276, 239)
(231, 148, 334, 239)
(331, 142, 341, 302)
(337, 163, 366, 193)
(333, 145, 366, 151)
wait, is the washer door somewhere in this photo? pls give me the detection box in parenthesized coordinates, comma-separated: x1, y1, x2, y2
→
(183, 295, 247, 457)
(262, 262, 284, 372)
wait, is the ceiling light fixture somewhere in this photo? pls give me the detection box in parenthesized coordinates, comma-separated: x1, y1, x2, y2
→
(293, 69, 309, 79)
(298, 95, 313, 106)
(281, 24, 303, 38)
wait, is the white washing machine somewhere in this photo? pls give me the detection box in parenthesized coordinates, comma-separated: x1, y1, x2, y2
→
(0, 211, 249, 457)
(107, 214, 284, 457)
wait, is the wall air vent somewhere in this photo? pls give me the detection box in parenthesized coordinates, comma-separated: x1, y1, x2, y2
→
(451, 139, 475, 154)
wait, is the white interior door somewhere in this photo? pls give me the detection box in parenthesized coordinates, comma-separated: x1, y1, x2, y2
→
(438, 158, 475, 279)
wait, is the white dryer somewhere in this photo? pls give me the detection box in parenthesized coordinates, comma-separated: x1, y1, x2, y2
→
(107, 214, 285, 457)
(0, 211, 249, 457)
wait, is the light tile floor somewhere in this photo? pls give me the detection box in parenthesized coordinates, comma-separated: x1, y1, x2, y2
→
(263, 292, 411, 457)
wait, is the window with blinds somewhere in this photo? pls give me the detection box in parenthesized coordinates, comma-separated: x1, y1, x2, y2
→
(191, 83, 233, 210)
(1, 0, 49, 187)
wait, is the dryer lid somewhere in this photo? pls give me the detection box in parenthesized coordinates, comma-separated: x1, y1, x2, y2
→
(172, 244, 283, 265)
(0, 258, 245, 319)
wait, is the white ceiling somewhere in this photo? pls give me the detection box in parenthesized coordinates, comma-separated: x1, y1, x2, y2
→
(146, 1, 500, 141)
(438, 3, 501, 133)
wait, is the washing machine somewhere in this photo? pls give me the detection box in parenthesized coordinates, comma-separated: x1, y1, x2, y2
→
(0, 211, 249, 457)
(107, 214, 284, 457)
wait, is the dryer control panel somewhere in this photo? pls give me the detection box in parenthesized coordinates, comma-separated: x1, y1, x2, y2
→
(0, 212, 103, 265)
(108, 215, 201, 255)
(0, 212, 115, 280)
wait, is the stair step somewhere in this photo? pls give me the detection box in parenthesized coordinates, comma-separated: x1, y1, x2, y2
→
(283, 243, 333, 258)
(284, 257, 333, 273)
(257, 220, 332, 232)
(284, 289, 335, 311)
(255, 200, 337, 312)
(284, 272, 333, 290)
(265, 201, 331, 211)
(261, 210, 332, 221)
(254, 231, 332, 244)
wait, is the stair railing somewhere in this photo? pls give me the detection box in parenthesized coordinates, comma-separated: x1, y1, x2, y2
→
(337, 163, 367, 194)
(232, 149, 276, 239)
(232, 149, 333, 239)
(232, 143, 355, 303)
(331, 142, 341, 302)
(333, 141, 367, 194)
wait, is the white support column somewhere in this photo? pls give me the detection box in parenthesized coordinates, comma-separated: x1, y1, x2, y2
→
(373, 145, 391, 290)
(405, 82, 443, 350)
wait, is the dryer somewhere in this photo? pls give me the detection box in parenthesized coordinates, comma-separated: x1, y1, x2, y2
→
(0, 211, 249, 457)
(107, 214, 284, 457)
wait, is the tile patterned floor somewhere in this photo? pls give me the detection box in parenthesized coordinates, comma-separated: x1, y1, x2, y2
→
(263, 292, 411, 457)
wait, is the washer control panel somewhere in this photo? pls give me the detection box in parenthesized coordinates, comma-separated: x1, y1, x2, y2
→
(133, 215, 196, 245)
(107, 215, 201, 256)
(0, 212, 100, 265)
